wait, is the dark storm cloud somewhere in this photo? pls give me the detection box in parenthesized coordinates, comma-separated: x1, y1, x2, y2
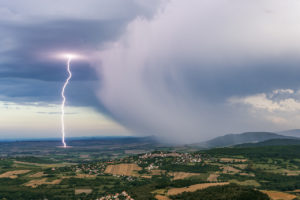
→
(0, 1, 162, 112)
(0, 20, 111, 110)
(0, 19, 126, 81)
(5, 19, 126, 52)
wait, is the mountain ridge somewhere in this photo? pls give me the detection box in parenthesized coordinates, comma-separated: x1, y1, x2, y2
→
(277, 129, 300, 138)
(193, 132, 295, 148)
(234, 138, 300, 147)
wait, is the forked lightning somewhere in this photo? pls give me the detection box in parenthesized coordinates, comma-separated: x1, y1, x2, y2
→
(61, 55, 73, 148)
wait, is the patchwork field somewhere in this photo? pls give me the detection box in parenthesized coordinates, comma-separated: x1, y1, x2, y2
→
(75, 174, 97, 178)
(0, 170, 30, 178)
(169, 172, 200, 180)
(167, 182, 230, 196)
(155, 194, 171, 200)
(207, 173, 219, 182)
(75, 189, 92, 195)
(234, 164, 248, 169)
(229, 179, 260, 187)
(28, 172, 45, 178)
(0, 139, 300, 200)
(261, 190, 297, 200)
(104, 163, 142, 176)
(222, 166, 240, 174)
(24, 178, 62, 188)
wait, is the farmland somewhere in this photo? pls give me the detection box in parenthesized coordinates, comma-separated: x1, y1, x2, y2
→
(0, 138, 300, 199)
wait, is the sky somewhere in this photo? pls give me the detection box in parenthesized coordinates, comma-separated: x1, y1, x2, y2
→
(1, 0, 300, 143)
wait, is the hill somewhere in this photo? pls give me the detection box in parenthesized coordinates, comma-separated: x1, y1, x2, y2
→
(204, 143, 300, 159)
(196, 132, 294, 148)
(278, 129, 300, 138)
(235, 138, 300, 147)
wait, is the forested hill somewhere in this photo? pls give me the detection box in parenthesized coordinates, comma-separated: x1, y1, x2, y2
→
(195, 132, 294, 148)
(235, 138, 300, 148)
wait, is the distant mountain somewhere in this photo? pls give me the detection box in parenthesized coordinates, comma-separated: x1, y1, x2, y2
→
(278, 129, 300, 138)
(195, 132, 295, 148)
(235, 138, 300, 147)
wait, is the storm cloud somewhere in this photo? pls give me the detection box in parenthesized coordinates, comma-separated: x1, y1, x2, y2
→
(0, 0, 162, 109)
(0, 0, 163, 138)
(96, 0, 300, 143)
(2, 0, 300, 142)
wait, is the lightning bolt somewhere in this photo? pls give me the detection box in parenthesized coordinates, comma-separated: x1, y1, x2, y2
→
(61, 56, 72, 148)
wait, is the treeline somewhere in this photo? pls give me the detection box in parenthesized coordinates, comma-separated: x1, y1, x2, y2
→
(0, 159, 13, 170)
(0, 186, 74, 200)
(170, 184, 270, 200)
(219, 169, 300, 191)
(204, 145, 300, 159)
(255, 171, 300, 191)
